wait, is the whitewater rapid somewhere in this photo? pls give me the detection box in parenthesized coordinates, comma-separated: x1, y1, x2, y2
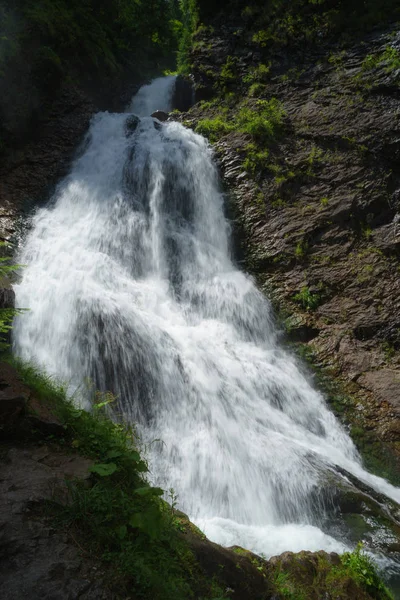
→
(13, 76, 400, 560)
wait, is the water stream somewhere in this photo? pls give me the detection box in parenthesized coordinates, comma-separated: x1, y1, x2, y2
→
(13, 77, 400, 576)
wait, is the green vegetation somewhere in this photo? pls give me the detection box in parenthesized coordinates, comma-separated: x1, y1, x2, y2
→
(338, 544, 394, 599)
(243, 63, 271, 84)
(0, 243, 24, 351)
(237, 0, 400, 47)
(178, 0, 198, 73)
(236, 99, 285, 143)
(195, 98, 285, 144)
(361, 46, 400, 74)
(0, 0, 184, 153)
(9, 359, 230, 600)
(2, 0, 181, 78)
(293, 286, 321, 311)
(243, 144, 270, 173)
(195, 115, 233, 142)
(294, 238, 309, 259)
(271, 545, 393, 600)
(306, 145, 324, 175)
(195, 98, 285, 175)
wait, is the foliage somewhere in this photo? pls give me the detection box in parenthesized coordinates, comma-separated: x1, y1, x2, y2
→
(243, 143, 269, 173)
(0, 243, 24, 351)
(270, 545, 393, 600)
(195, 98, 285, 147)
(195, 115, 233, 142)
(177, 0, 198, 73)
(243, 63, 271, 84)
(361, 46, 400, 74)
(294, 239, 309, 259)
(1, 0, 182, 83)
(10, 360, 234, 600)
(333, 544, 394, 599)
(207, 0, 400, 48)
(273, 571, 306, 600)
(293, 286, 321, 310)
(236, 99, 285, 142)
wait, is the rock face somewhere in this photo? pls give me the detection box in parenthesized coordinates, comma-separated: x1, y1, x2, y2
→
(172, 75, 194, 112)
(182, 18, 400, 477)
(151, 110, 169, 122)
(0, 83, 95, 241)
(0, 445, 113, 600)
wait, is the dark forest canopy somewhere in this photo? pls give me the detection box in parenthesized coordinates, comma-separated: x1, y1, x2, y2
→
(0, 0, 183, 150)
(0, 0, 182, 80)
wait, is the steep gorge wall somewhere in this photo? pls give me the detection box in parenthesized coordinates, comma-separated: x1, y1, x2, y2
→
(181, 1, 400, 480)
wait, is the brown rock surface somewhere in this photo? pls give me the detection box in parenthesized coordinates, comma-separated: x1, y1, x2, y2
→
(0, 445, 111, 600)
(183, 22, 400, 473)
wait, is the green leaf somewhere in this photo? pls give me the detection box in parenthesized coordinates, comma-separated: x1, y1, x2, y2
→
(116, 525, 127, 540)
(134, 486, 164, 497)
(126, 450, 141, 462)
(106, 449, 123, 459)
(89, 462, 118, 476)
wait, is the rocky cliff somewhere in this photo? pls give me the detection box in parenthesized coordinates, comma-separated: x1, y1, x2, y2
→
(178, 4, 400, 483)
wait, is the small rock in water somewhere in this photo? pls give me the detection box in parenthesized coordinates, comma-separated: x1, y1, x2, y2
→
(125, 115, 140, 136)
(151, 110, 169, 122)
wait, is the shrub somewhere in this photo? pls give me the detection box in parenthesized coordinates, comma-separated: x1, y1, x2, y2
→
(236, 98, 285, 142)
(195, 116, 233, 141)
(293, 286, 321, 310)
(0, 243, 24, 351)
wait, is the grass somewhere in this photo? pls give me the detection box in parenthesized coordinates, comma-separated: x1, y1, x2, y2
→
(7, 359, 226, 600)
(361, 46, 400, 74)
(195, 98, 285, 145)
(331, 544, 394, 600)
(195, 116, 233, 142)
(271, 545, 393, 600)
(294, 238, 309, 259)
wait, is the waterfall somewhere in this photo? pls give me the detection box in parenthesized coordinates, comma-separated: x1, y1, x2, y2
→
(13, 77, 400, 562)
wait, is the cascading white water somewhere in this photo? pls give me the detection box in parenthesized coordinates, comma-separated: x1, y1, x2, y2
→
(128, 75, 176, 116)
(14, 77, 400, 560)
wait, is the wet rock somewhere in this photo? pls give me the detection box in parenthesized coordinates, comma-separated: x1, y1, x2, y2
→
(0, 362, 30, 427)
(182, 528, 272, 600)
(0, 286, 15, 310)
(125, 114, 140, 136)
(151, 110, 169, 122)
(172, 75, 194, 112)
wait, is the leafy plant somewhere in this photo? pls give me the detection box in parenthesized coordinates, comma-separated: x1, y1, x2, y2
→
(236, 98, 285, 143)
(293, 286, 321, 310)
(294, 239, 309, 259)
(338, 544, 394, 599)
(195, 116, 233, 142)
(0, 243, 25, 351)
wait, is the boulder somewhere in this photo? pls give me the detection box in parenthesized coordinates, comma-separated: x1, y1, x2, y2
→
(125, 114, 140, 136)
(151, 110, 169, 122)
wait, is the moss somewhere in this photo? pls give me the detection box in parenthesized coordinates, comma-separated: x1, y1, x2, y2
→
(270, 547, 393, 600)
